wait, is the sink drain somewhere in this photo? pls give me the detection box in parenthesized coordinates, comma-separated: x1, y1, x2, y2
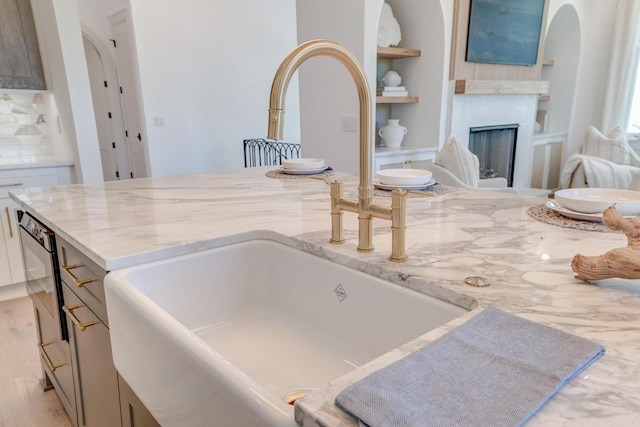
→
(282, 388, 314, 405)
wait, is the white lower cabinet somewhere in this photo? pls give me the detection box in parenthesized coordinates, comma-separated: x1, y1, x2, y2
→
(531, 133, 566, 190)
(0, 209, 11, 287)
(374, 146, 438, 172)
(1, 164, 73, 300)
(1, 198, 25, 286)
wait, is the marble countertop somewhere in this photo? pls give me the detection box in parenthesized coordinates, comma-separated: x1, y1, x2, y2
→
(9, 167, 640, 426)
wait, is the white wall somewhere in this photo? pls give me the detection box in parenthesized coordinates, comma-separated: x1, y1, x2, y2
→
(55, 0, 625, 179)
(78, 0, 128, 41)
(547, 0, 618, 153)
(32, 0, 104, 184)
(542, 3, 581, 136)
(125, 0, 299, 176)
(385, 0, 451, 149)
(296, 0, 383, 174)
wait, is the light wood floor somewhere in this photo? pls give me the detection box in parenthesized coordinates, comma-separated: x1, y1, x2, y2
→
(0, 296, 73, 427)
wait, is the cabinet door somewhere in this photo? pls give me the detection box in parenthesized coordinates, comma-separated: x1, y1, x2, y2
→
(530, 144, 546, 189)
(0, 0, 46, 89)
(118, 374, 160, 427)
(530, 139, 564, 190)
(63, 283, 121, 427)
(547, 141, 563, 189)
(0, 213, 11, 287)
(1, 199, 25, 284)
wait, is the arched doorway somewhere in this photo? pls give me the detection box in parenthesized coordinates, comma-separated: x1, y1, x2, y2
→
(83, 31, 132, 181)
(542, 5, 581, 143)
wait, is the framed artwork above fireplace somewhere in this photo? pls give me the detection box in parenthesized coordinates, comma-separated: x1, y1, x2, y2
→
(465, 0, 545, 66)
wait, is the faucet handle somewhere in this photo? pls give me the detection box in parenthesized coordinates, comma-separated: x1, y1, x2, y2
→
(390, 189, 407, 262)
(330, 180, 345, 244)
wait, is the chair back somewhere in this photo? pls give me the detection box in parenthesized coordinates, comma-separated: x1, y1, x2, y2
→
(428, 162, 475, 188)
(243, 138, 301, 167)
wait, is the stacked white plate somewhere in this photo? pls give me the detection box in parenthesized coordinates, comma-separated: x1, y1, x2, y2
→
(548, 188, 640, 221)
(375, 168, 435, 190)
(280, 158, 328, 175)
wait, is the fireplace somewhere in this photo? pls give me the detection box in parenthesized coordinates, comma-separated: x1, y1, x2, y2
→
(469, 124, 519, 186)
(449, 92, 537, 188)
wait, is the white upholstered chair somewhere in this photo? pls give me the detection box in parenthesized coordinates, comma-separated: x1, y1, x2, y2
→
(428, 162, 516, 193)
(428, 137, 549, 196)
(559, 126, 640, 189)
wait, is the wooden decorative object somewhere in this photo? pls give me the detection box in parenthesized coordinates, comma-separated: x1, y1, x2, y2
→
(572, 205, 640, 281)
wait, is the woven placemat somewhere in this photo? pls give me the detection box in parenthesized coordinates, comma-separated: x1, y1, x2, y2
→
(265, 168, 336, 180)
(373, 182, 452, 198)
(527, 204, 618, 233)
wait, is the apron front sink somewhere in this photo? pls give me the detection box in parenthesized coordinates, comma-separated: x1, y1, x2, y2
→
(105, 234, 468, 426)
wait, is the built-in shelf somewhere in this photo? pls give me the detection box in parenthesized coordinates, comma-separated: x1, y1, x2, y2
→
(376, 96, 419, 104)
(538, 95, 551, 102)
(454, 80, 549, 96)
(375, 46, 421, 147)
(376, 47, 421, 105)
(542, 59, 555, 66)
(374, 146, 437, 172)
(376, 47, 421, 59)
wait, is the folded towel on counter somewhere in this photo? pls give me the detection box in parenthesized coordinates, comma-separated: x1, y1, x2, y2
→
(335, 306, 605, 427)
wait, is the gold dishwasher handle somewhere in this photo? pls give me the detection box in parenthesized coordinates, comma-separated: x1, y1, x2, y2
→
(63, 304, 98, 332)
(62, 264, 98, 288)
(39, 342, 65, 372)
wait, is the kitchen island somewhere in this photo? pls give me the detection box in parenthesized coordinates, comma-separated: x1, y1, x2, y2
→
(10, 167, 640, 426)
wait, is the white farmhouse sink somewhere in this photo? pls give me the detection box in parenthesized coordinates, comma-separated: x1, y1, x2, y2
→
(105, 235, 468, 426)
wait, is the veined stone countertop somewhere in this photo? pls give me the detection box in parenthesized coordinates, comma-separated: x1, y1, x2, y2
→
(9, 167, 640, 426)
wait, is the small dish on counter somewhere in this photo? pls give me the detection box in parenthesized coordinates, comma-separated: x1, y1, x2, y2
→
(377, 168, 432, 186)
(374, 179, 437, 191)
(281, 158, 325, 170)
(279, 165, 330, 175)
(546, 200, 633, 222)
(554, 188, 640, 216)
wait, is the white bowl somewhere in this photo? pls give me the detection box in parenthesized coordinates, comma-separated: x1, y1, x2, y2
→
(377, 168, 433, 186)
(554, 188, 640, 216)
(281, 158, 324, 170)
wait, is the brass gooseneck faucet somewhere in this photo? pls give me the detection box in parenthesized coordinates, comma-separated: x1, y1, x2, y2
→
(267, 39, 407, 262)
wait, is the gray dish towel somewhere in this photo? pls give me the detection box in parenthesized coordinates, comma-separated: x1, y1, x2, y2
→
(335, 306, 605, 427)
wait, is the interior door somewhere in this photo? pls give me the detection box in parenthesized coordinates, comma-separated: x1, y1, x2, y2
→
(109, 10, 148, 179)
(84, 37, 117, 181)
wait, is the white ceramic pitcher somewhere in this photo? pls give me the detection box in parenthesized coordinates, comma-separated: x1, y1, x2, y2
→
(379, 119, 407, 148)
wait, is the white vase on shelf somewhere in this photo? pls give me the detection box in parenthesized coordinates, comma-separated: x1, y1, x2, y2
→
(379, 119, 407, 148)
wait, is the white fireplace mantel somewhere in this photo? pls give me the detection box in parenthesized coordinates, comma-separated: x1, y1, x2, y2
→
(454, 80, 549, 96)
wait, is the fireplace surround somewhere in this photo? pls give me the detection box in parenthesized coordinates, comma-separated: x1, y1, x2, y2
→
(449, 92, 538, 188)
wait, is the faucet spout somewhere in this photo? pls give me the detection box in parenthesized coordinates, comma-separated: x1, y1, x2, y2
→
(267, 39, 407, 262)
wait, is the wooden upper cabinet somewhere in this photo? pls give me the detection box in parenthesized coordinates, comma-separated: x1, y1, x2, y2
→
(0, 0, 46, 90)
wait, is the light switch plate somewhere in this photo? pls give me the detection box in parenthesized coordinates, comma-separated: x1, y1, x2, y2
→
(341, 116, 356, 132)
